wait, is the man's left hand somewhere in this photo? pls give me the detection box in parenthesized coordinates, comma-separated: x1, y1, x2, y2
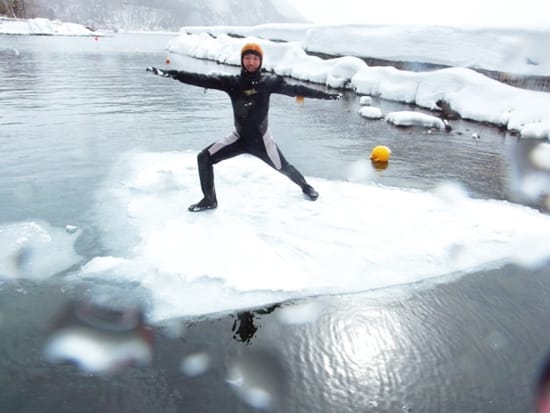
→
(146, 66, 167, 76)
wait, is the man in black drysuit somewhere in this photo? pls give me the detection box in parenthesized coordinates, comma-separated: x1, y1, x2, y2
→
(147, 42, 339, 212)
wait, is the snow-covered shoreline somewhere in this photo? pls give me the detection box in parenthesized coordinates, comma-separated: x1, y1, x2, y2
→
(182, 23, 550, 77)
(166, 28, 550, 140)
(0, 16, 98, 36)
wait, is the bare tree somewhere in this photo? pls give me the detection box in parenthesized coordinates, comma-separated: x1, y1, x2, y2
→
(1, 0, 29, 18)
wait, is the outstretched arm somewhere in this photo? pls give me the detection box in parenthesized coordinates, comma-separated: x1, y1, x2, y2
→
(146, 67, 230, 91)
(272, 76, 340, 100)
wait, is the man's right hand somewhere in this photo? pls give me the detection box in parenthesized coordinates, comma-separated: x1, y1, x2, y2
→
(146, 66, 167, 76)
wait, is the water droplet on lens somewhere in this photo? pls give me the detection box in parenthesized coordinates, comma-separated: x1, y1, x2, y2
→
(486, 330, 507, 350)
(346, 159, 373, 182)
(226, 349, 286, 410)
(530, 143, 550, 170)
(432, 181, 468, 205)
(13, 245, 33, 277)
(180, 352, 211, 377)
(509, 139, 550, 209)
(277, 302, 321, 325)
(65, 225, 79, 234)
(43, 300, 153, 375)
(159, 319, 187, 339)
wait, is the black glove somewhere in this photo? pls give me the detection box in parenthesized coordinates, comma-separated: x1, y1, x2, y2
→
(146, 66, 167, 77)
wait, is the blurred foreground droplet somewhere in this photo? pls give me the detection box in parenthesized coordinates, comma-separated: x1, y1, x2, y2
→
(510, 140, 550, 211)
(432, 181, 469, 206)
(346, 159, 374, 182)
(180, 352, 211, 377)
(530, 142, 550, 170)
(226, 349, 286, 410)
(43, 300, 153, 375)
(159, 319, 187, 339)
(65, 225, 79, 234)
(277, 301, 321, 325)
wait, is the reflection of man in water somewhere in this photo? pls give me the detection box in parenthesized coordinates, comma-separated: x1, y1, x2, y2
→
(232, 312, 258, 344)
(231, 304, 280, 344)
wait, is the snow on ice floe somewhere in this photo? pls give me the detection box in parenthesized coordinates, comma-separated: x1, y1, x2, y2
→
(359, 108, 449, 129)
(0, 220, 82, 280)
(166, 30, 550, 139)
(358, 106, 383, 119)
(359, 96, 372, 106)
(386, 111, 446, 129)
(65, 151, 550, 322)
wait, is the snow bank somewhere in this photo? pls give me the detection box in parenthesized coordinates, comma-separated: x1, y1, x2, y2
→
(166, 30, 550, 139)
(0, 17, 96, 36)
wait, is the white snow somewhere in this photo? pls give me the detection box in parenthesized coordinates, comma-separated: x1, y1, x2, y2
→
(386, 111, 446, 130)
(64, 151, 550, 321)
(358, 106, 383, 119)
(0, 17, 97, 36)
(359, 96, 372, 106)
(291, 0, 550, 27)
(166, 26, 550, 139)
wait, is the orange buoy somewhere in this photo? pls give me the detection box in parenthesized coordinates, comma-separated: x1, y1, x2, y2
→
(369, 145, 392, 162)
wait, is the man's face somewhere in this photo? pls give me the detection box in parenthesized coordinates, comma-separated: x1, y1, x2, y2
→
(243, 53, 261, 72)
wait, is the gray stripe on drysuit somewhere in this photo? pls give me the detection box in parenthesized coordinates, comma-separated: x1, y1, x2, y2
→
(208, 130, 240, 156)
(208, 129, 283, 170)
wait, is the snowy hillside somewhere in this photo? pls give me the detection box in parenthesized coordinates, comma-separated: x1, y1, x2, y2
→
(28, 0, 306, 31)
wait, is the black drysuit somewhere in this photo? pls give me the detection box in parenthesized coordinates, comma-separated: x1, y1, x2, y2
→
(161, 68, 337, 204)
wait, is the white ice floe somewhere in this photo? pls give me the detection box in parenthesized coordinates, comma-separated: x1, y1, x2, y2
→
(385, 111, 446, 129)
(358, 106, 383, 119)
(64, 151, 550, 321)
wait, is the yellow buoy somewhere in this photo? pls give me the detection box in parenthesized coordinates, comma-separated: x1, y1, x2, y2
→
(370, 145, 391, 162)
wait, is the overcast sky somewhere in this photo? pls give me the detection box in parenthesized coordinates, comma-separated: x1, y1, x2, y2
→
(290, 0, 550, 26)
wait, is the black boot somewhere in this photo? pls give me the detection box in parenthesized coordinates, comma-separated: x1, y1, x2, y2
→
(281, 164, 319, 201)
(189, 149, 218, 212)
(302, 184, 319, 201)
(188, 197, 217, 212)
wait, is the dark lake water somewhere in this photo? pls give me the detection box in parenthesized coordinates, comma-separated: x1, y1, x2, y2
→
(1, 32, 549, 413)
